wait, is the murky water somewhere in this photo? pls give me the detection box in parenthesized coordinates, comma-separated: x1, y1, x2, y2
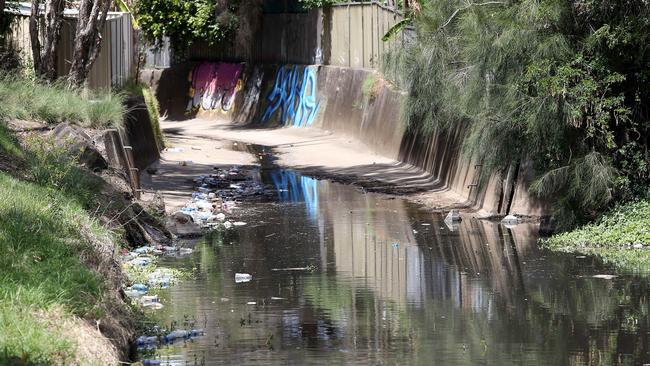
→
(143, 167, 650, 365)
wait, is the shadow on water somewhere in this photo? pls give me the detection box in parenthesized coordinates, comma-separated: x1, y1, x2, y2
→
(145, 167, 650, 366)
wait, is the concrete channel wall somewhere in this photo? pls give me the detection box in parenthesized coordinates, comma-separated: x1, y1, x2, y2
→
(141, 62, 549, 217)
(103, 96, 161, 198)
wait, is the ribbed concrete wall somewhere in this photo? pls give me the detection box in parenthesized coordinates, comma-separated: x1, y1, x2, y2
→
(141, 63, 549, 217)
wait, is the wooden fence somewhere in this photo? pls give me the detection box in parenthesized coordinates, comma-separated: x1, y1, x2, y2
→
(325, 2, 407, 69)
(3, 11, 135, 90)
(183, 1, 408, 69)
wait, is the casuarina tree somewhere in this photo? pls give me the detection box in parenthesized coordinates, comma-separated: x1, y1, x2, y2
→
(29, 0, 65, 80)
(67, 0, 111, 87)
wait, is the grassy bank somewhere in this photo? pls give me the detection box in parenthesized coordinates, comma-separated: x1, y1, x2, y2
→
(0, 75, 124, 129)
(544, 201, 650, 273)
(0, 173, 121, 364)
(0, 77, 134, 364)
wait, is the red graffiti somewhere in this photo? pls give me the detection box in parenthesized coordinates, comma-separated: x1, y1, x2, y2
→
(187, 62, 243, 112)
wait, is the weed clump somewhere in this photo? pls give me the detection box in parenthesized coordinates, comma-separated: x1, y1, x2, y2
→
(544, 200, 650, 272)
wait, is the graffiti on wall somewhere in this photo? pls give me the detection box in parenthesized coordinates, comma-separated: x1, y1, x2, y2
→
(187, 62, 243, 113)
(261, 65, 320, 127)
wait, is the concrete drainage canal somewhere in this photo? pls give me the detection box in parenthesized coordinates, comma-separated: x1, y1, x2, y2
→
(128, 144, 650, 365)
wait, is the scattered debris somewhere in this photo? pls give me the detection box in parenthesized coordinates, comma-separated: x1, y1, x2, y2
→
(235, 273, 252, 283)
(445, 209, 461, 223)
(501, 214, 520, 226)
(592, 274, 617, 280)
(271, 267, 312, 271)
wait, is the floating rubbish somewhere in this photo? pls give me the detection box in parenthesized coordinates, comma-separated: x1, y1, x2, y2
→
(223, 221, 233, 229)
(421, 223, 431, 226)
(128, 257, 152, 267)
(235, 273, 252, 283)
(142, 360, 161, 366)
(233, 221, 247, 226)
(501, 214, 520, 226)
(179, 247, 194, 255)
(216, 213, 226, 221)
(445, 209, 461, 222)
(142, 302, 164, 310)
(132, 283, 148, 292)
(247, 301, 257, 305)
(140, 295, 161, 308)
(575, 255, 586, 259)
(265, 233, 277, 238)
(191, 146, 202, 150)
(124, 289, 145, 298)
(592, 274, 617, 280)
(392, 242, 400, 249)
(633, 243, 644, 249)
(165, 147, 184, 153)
(136, 336, 159, 346)
(162, 329, 204, 343)
(271, 297, 286, 300)
(134, 246, 155, 254)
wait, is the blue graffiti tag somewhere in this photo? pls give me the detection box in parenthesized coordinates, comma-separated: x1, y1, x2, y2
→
(262, 65, 320, 127)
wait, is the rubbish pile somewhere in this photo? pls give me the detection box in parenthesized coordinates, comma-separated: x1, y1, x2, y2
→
(121, 244, 193, 309)
(173, 166, 260, 230)
(136, 328, 205, 349)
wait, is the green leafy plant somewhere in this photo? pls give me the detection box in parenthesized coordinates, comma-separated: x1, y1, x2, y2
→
(136, 0, 239, 48)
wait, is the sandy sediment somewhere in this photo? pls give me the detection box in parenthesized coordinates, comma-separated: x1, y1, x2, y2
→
(141, 118, 473, 215)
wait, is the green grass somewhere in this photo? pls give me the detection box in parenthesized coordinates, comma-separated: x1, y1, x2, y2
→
(0, 75, 124, 129)
(0, 122, 23, 159)
(0, 172, 110, 364)
(543, 200, 650, 272)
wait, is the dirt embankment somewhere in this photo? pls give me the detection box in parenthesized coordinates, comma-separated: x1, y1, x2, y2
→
(2, 120, 173, 365)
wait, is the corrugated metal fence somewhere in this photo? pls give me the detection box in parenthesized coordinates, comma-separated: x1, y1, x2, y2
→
(4, 12, 134, 90)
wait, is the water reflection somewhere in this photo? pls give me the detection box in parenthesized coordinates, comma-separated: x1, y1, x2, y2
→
(267, 170, 319, 220)
(146, 170, 650, 365)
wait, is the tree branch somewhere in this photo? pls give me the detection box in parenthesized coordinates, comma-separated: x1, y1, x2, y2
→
(439, 1, 505, 30)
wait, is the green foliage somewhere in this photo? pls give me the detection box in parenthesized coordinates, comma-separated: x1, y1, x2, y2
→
(382, 18, 411, 42)
(0, 75, 125, 129)
(136, 0, 239, 48)
(384, 0, 650, 227)
(362, 73, 378, 100)
(543, 200, 650, 272)
(297, 0, 342, 10)
(0, 172, 109, 363)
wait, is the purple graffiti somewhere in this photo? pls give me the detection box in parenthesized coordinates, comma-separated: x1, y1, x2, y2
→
(187, 62, 243, 112)
(262, 65, 320, 127)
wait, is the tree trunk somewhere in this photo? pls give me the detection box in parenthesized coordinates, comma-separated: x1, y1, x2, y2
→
(67, 0, 111, 88)
(29, 0, 65, 81)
